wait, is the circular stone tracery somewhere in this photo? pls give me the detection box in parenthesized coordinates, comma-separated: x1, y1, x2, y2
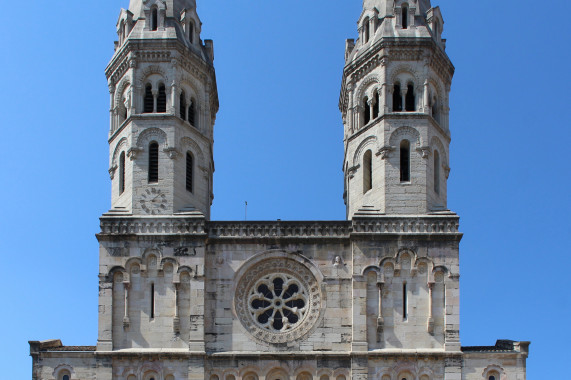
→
(235, 258, 321, 344)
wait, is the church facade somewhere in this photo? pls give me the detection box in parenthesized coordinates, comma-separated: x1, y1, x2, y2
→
(29, 1, 529, 380)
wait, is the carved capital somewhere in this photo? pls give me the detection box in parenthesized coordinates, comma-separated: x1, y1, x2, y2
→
(127, 147, 142, 161)
(108, 165, 118, 180)
(348, 164, 360, 179)
(417, 146, 432, 158)
(376, 146, 395, 160)
(164, 147, 179, 159)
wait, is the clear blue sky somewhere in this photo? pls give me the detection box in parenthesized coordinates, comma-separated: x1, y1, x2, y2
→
(0, 0, 569, 378)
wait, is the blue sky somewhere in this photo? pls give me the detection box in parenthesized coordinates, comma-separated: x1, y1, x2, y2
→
(0, 0, 569, 377)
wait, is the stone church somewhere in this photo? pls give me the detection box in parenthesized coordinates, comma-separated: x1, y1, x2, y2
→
(29, 0, 529, 379)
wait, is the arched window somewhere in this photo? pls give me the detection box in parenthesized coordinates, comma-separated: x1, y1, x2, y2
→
(157, 84, 167, 113)
(144, 84, 154, 113)
(363, 17, 370, 43)
(393, 84, 402, 112)
(402, 4, 409, 29)
(363, 150, 372, 193)
(188, 22, 194, 44)
(434, 150, 440, 194)
(63, 376, 70, 380)
(150, 7, 158, 31)
(489, 377, 495, 380)
(400, 140, 410, 182)
(148, 142, 159, 183)
(431, 94, 439, 122)
(186, 152, 193, 192)
(405, 83, 415, 111)
(189, 99, 196, 127)
(121, 22, 126, 44)
(372, 90, 380, 119)
(363, 96, 370, 125)
(119, 152, 126, 195)
(180, 91, 187, 121)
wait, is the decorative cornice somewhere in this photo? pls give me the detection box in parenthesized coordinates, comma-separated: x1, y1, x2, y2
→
(98, 216, 461, 237)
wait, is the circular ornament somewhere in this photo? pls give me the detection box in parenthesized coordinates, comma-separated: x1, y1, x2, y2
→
(235, 258, 321, 344)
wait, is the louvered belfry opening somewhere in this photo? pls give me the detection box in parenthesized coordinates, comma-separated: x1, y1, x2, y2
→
(148, 142, 159, 183)
(186, 152, 193, 192)
(189, 100, 196, 126)
(363, 150, 372, 193)
(180, 92, 187, 121)
(405, 84, 415, 111)
(119, 152, 126, 195)
(393, 84, 402, 112)
(144, 84, 154, 113)
(157, 85, 167, 113)
(400, 140, 411, 182)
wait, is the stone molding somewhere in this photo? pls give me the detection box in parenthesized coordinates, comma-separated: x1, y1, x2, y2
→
(98, 216, 461, 237)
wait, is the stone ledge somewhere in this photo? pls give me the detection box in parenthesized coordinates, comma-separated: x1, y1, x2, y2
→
(98, 215, 461, 237)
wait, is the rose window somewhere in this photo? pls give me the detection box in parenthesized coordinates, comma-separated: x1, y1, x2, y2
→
(235, 258, 322, 344)
(249, 274, 307, 331)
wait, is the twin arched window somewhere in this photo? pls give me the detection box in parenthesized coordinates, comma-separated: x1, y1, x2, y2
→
(393, 83, 416, 112)
(362, 90, 380, 126)
(143, 83, 167, 114)
(179, 91, 197, 127)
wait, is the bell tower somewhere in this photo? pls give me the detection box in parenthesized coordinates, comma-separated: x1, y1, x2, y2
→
(340, 0, 453, 219)
(106, 0, 218, 219)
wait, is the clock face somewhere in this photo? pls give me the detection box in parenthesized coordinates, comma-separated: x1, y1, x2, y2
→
(140, 188, 168, 215)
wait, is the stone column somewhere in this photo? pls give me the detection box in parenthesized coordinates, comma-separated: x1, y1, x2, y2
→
(152, 88, 158, 113)
(427, 282, 434, 333)
(123, 283, 130, 328)
(402, 86, 408, 112)
(169, 81, 177, 115)
(376, 282, 384, 332)
(173, 283, 180, 333)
